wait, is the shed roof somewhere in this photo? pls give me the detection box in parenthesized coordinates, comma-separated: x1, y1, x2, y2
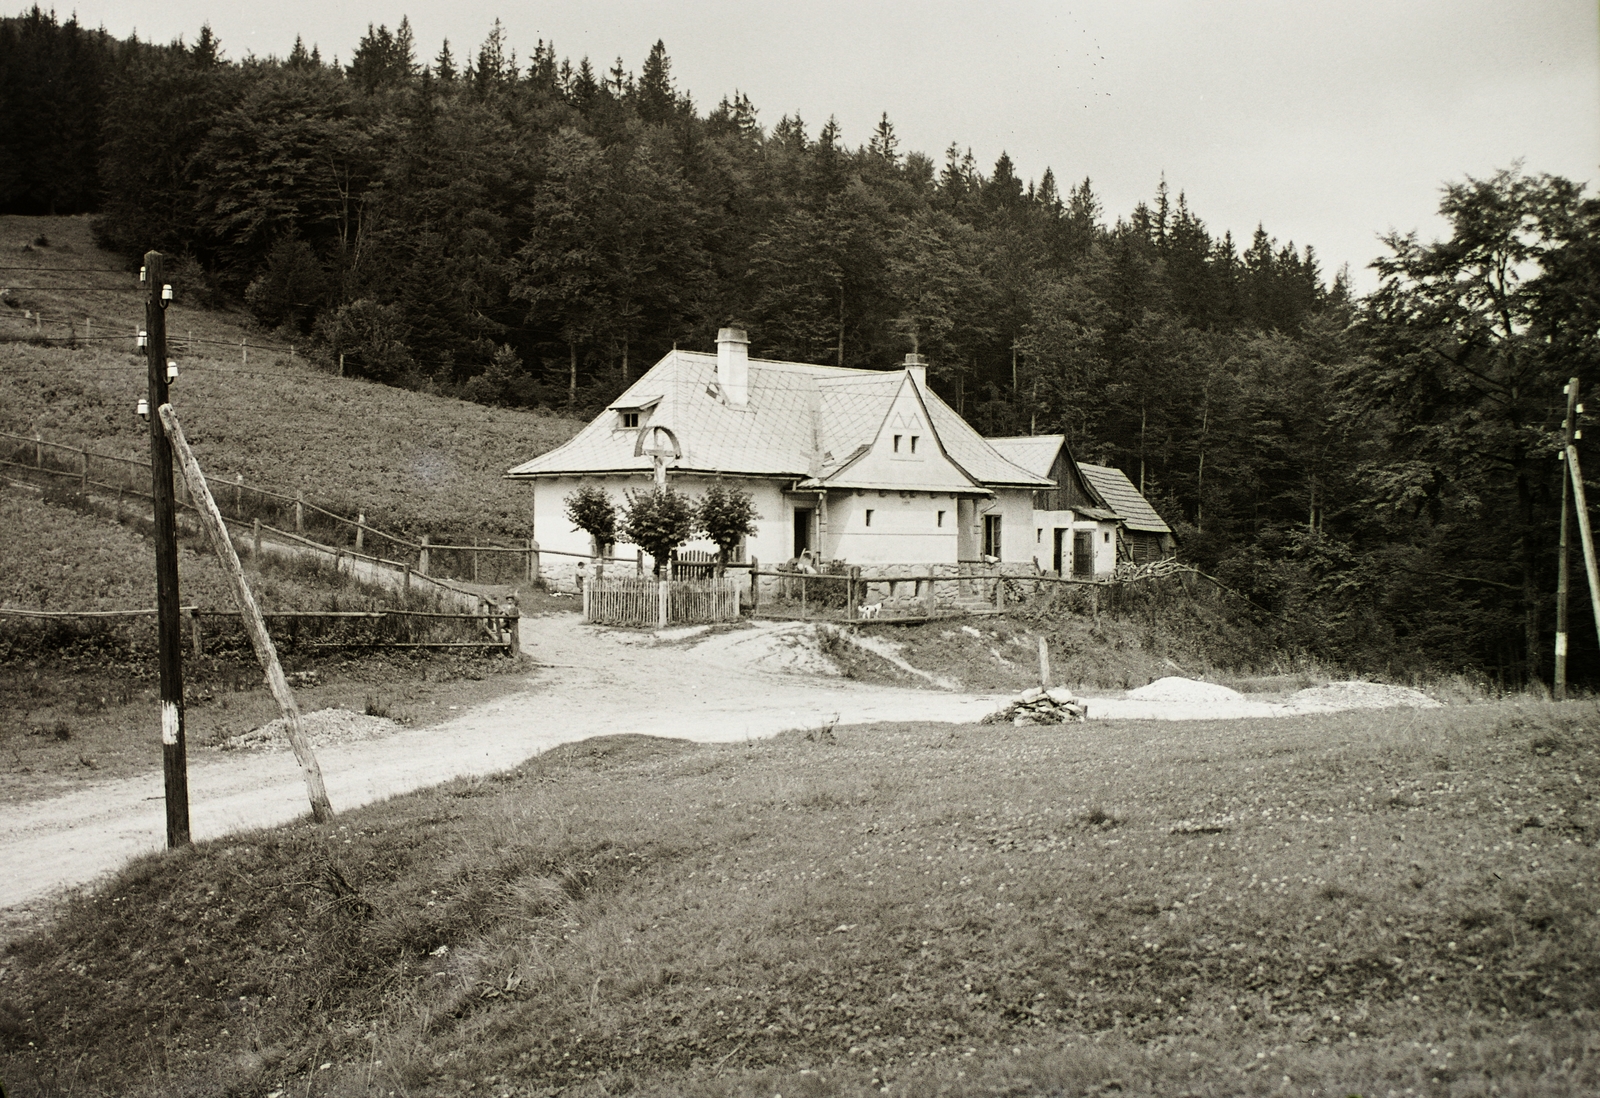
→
(1076, 463, 1173, 534)
(982, 434, 1064, 479)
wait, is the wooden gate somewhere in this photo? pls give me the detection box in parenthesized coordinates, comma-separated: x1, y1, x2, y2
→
(584, 576, 741, 627)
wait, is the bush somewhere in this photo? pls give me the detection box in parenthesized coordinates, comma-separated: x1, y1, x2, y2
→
(622, 487, 696, 577)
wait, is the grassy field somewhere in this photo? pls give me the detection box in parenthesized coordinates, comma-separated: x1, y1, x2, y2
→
(1, 700, 1594, 1097)
(0, 216, 582, 542)
(0, 483, 524, 800)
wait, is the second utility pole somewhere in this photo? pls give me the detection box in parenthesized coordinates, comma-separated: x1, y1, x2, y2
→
(146, 249, 189, 847)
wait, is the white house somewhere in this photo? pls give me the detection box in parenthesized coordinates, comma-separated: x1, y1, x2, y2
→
(505, 329, 1053, 583)
(986, 434, 1176, 578)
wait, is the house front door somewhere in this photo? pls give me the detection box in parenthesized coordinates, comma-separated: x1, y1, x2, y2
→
(1072, 530, 1094, 578)
(793, 508, 813, 559)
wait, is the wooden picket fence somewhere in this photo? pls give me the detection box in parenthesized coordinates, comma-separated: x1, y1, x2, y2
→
(584, 575, 742, 627)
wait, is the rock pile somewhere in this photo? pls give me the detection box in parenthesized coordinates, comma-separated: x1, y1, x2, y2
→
(981, 686, 1088, 725)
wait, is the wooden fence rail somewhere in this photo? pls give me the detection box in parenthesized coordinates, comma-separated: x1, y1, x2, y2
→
(1, 604, 518, 654)
(0, 429, 539, 586)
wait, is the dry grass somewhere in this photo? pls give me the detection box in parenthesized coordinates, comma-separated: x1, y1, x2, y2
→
(0, 216, 582, 542)
(0, 484, 521, 799)
(1, 701, 1596, 1096)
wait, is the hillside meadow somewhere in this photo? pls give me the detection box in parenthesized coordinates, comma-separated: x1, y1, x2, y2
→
(0, 484, 522, 800)
(0, 216, 583, 543)
(0, 700, 1595, 1097)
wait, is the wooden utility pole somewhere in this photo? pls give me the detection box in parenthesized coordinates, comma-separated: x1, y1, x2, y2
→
(159, 403, 334, 823)
(145, 251, 189, 847)
(1565, 435, 1600, 662)
(1556, 378, 1580, 699)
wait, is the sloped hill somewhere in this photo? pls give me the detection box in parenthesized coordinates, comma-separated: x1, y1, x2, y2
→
(0, 215, 583, 540)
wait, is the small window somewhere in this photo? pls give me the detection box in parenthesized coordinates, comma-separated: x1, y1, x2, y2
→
(910, 435, 919, 453)
(1104, 531, 1111, 543)
(1036, 528, 1042, 543)
(937, 510, 945, 528)
(865, 509, 874, 527)
(620, 411, 640, 429)
(892, 434, 902, 453)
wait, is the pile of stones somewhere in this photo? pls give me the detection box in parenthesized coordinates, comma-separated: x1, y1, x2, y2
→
(981, 686, 1088, 725)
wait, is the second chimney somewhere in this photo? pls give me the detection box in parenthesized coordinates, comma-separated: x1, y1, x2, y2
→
(717, 327, 750, 406)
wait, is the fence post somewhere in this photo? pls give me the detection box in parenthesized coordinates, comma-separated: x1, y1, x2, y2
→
(658, 579, 670, 628)
(189, 608, 204, 657)
(527, 538, 540, 583)
(472, 537, 479, 583)
(355, 512, 365, 552)
(1038, 636, 1051, 689)
(34, 433, 41, 468)
(294, 490, 304, 534)
(252, 518, 261, 559)
(750, 557, 760, 613)
(848, 566, 861, 621)
(404, 563, 412, 594)
(636, 549, 643, 576)
(233, 473, 242, 516)
(419, 535, 430, 576)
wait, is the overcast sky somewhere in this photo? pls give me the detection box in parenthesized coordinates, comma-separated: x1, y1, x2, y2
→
(57, 0, 1600, 294)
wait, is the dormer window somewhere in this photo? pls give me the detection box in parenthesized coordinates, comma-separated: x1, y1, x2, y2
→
(620, 411, 640, 429)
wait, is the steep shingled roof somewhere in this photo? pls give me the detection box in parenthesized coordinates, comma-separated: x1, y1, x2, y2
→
(1077, 463, 1173, 534)
(506, 350, 1051, 492)
(982, 434, 1064, 479)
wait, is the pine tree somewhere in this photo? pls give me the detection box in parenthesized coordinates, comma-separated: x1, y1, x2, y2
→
(637, 40, 674, 123)
(394, 17, 417, 81)
(433, 39, 455, 81)
(867, 112, 899, 164)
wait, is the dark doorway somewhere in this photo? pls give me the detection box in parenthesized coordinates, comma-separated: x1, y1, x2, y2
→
(793, 508, 813, 558)
(1052, 528, 1066, 574)
(1072, 530, 1094, 578)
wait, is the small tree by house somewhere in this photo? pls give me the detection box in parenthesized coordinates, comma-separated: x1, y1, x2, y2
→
(623, 486, 697, 577)
(698, 482, 759, 574)
(563, 484, 617, 557)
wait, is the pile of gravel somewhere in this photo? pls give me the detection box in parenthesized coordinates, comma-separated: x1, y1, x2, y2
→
(1124, 677, 1246, 704)
(1284, 681, 1441, 712)
(220, 707, 407, 752)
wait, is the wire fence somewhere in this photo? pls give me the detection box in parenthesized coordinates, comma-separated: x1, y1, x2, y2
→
(0, 429, 538, 588)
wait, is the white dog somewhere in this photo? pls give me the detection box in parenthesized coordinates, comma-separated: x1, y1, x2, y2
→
(858, 602, 882, 619)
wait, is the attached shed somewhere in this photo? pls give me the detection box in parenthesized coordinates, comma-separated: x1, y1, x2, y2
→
(986, 436, 1176, 575)
(1076, 462, 1176, 563)
(986, 435, 1119, 578)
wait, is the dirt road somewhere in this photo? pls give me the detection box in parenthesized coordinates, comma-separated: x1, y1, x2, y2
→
(0, 615, 1003, 911)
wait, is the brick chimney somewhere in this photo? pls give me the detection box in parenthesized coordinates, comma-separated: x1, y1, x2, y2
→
(903, 352, 927, 388)
(717, 327, 750, 406)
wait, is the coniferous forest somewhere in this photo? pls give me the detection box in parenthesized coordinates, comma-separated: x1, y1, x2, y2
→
(3, 8, 1599, 685)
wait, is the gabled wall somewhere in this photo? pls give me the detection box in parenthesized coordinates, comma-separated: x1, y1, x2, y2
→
(826, 377, 981, 494)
